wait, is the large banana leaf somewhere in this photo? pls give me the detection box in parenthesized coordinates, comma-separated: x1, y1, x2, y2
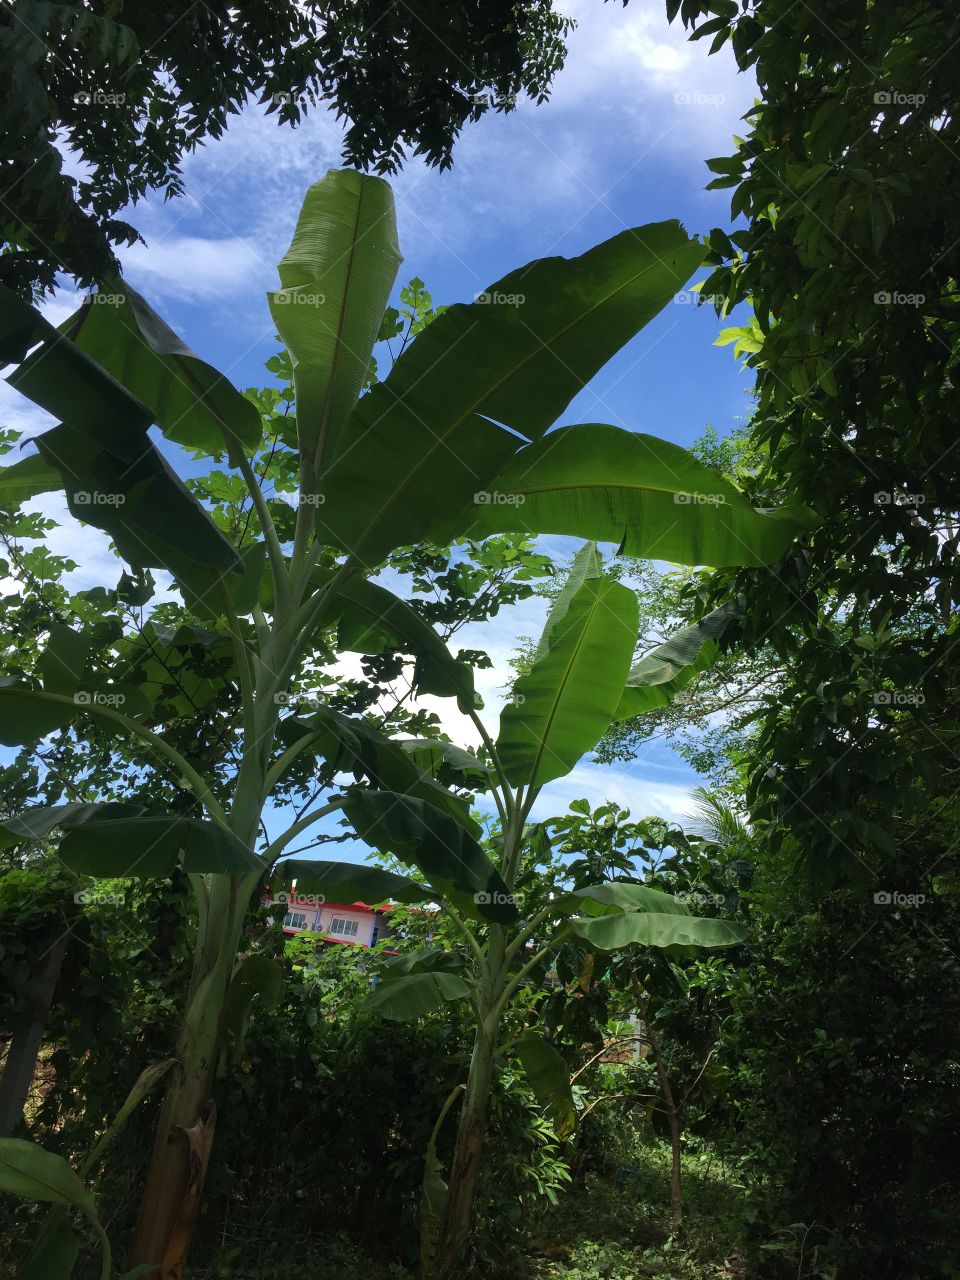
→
(568, 881, 692, 917)
(531, 541, 602, 661)
(0, 1140, 108, 1278)
(0, 1138, 94, 1209)
(376, 947, 468, 976)
(616, 602, 740, 720)
(344, 790, 518, 924)
(58, 286, 261, 458)
(0, 453, 63, 506)
(276, 708, 478, 832)
(272, 858, 428, 904)
(517, 1032, 576, 1139)
(322, 574, 477, 711)
(269, 170, 401, 495)
(365, 971, 473, 1021)
(0, 680, 85, 745)
(467, 424, 818, 567)
(568, 911, 746, 950)
(182, 542, 269, 621)
(222, 955, 284, 1046)
(0, 286, 242, 581)
(399, 739, 490, 786)
(33, 425, 243, 582)
(59, 816, 263, 877)
(0, 801, 145, 849)
(496, 549, 638, 787)
(315, 222, 705, 565)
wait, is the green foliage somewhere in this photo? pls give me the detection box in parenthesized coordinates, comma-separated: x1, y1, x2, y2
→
(614, 602, 739, 721)
(528, 1144, 747, 1280)
(497, 544, 639, 787)
(707, 879, 960, 1276)
(268, 168, 401, 495)
(190, 941, 570, 1274)
(58, 287, 262, 458)
(313, 222, 716, 567)
(671, 0, 960, 881)
(344, 790, 515, 923)
(0, 0, 572, 294)
(0, 166, 815, 1273)
(467, 423, 816, 566)
(516, 1033, 576, 1140)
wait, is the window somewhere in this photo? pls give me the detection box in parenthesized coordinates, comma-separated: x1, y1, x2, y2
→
(329, 917, 359, 938)
(284, 912, 307, 929)
(370, 927, 380, 947)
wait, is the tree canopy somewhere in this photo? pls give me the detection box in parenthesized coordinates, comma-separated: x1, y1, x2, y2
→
(0, 0, 571, 295)
(670, 0, 960, 883)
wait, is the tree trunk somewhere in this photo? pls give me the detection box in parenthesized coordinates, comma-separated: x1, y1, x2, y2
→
(665, 1104, 682, 1229)
(126, 876, 250, 1278)
(437, 918, 509, 1280)
(437, 1017, 498, 1279)
(0, 930, 69, 1137)
(637, 993, 683, 1230)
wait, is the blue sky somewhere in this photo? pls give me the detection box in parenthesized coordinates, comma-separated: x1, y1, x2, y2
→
(1, 0, 758, 854)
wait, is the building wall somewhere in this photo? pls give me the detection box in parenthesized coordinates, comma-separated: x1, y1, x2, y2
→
(266, 897, 386, 948)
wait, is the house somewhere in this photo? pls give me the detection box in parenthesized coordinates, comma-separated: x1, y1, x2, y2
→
(264, 894, 392, 949)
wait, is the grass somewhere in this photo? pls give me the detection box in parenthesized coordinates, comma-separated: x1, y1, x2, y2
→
(526, 1141, 751, 1280)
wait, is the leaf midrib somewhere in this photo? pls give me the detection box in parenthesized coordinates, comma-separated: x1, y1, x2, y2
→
(346, 237, 699, 557)
(523, 582, 615, 786)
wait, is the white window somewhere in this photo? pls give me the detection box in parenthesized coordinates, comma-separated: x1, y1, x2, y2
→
(329, 917, 359, 937)
(284, 912, 308, 929)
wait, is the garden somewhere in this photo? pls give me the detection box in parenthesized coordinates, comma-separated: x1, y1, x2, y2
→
(0, 1, 957, 1277)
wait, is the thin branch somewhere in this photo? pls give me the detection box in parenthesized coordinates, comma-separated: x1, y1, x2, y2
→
(440, 900, 487, 972)
(261, 796, 348, 866)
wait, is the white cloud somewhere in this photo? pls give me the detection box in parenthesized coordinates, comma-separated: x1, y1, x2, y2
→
(0, 381, 57, 441)
(101, 0, 755, 326)
(39, 291, 84, 330)
(529, 761, 696, 825)
(121, 234, 274, 305)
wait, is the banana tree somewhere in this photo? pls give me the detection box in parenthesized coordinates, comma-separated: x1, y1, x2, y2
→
(351, 543, 750, 1276)
(0, 167, 813, 1276)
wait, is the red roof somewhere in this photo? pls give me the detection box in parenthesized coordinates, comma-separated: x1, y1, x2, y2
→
(266, 898, 393, 914)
